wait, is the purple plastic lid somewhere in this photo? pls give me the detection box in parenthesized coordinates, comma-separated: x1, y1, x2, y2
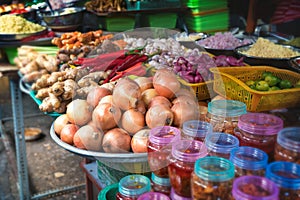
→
(171, 139, 207, 162)
(232, 175, 279, 200)
(137, 191, 171, 200)
(238, 113, 283, 136)
(149, 126, 181, 145)
(170, 188, 192, 200)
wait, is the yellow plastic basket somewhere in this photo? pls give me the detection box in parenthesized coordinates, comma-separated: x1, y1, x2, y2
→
(210, 66, 300, 112)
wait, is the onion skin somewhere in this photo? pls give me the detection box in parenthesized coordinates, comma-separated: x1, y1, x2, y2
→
(54, 114, 69, 136)
(146, 105, 174, 128)
(87, 87, 112, 108)
(153, 68, 181, 99)
(171, 101, 200, 128)
(102, 128, 131, 153)
(112, 77, 141, 110)
(136, 100, 146, 115)
(60, 124, 79, 145)
(99, 95, 113, 105)
(92, 103, 121, 131)
(131, 129, 150, 153)
(73, 124, 104, 151)
(121, 109, 145, 135)
(141, 88, 158, 107)
(148, 96, 172, 108)
(172, 95, 198, 108)
(175, 88, 197, 100)
(66, 99, 93, 126)
(134, 76, 153, 92)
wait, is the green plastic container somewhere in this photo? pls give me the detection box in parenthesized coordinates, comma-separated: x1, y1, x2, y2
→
(4, 47, 18, 65)
(98, 14, 136, 32)
(144, 13, 178, 29)
(98, 183, 118, 200)
(126, 0, 181, 11)
(182, 0, 227, 9)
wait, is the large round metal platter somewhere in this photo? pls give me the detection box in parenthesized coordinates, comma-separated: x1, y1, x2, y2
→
(0, 28, 48, 41)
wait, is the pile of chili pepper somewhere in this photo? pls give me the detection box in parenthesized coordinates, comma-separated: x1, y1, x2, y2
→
(74, 48, 149, 83)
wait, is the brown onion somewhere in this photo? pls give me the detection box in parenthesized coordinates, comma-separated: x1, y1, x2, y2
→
(141, 88, 158, 106)
(92, 103, 121, 131)
(73, 124, 104, 151)
(153, 68, 180, 99)
(99, 95, 113, 105)
(175, 88, 197, 100)
(136, 100, 146, 115)
(53, 114, 69, 136)
(60, 124, 79, 145)
(121, 109, 145, 135)
(86, 87, 112, 108)
(112, 77, 142, 110)
(171, 101, 200, 128)
(134, 76, 153, 92)
(66, 99, 93, 126)
(102, 128, 131, 153)
(148, 96, 172, 108)
(131, 129, 150, 153)
(172, 95, 198, 108)
(146, 105, 174, 128)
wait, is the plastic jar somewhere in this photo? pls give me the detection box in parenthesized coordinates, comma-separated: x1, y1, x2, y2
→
(230, 146, 268, 177)
(233, 113, 283, 157)
(137, 191, 170, 200)
(170, 188, 192, 200)
(191, 156, 235, 200)
(265, 161, 300, 200)
(206, 100, 247, 134)
(232, 175, 279, 200)
(182, 120, 213, 142)
(150, 173, 171, 196)
(205, 132, 239, 159)
(274, 127, 300, 164)
(147, 126, 181, 178)
(116, 175, 151, 200)
(168, 139, 207, 197)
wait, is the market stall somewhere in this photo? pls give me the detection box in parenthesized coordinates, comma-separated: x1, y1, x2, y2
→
(0, 1, 300, 200)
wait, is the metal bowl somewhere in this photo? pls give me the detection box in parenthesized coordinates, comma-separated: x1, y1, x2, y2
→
(0, 28, 47, 41)
(289, 56, 300, 73)
(235, 44, 300, 71)
(40, 7, 85, 31)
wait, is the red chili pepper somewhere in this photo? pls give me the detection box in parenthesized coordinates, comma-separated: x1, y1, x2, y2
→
(110, 62, 147, 82)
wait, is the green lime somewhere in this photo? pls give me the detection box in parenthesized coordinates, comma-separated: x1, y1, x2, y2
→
(279, 80, 292, 89)
(255, 80, 270, 91)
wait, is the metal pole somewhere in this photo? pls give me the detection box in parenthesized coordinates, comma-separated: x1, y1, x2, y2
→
(9, 79, 31, 200)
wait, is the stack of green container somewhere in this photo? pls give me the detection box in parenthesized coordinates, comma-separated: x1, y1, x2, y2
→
(183, 0, 229, 33)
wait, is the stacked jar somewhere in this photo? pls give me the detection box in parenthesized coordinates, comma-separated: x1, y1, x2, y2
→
(266, 161, 300, 200)
(233, 113, 283, 160)
(230, 146, 268, 177)
(147, 126, 181, 178)
(205, 132, 240, 159)
(150, 173, 171, 196)
(168, 139, 207, 198)
(116, 175, 151, 200)
(206, 100, 247, 134)
(137, 191, 170, 200)
(191, 156, 235, 200)
(274, 127, 300, 164)
(232, 175, 279, 200)
(182, 120, 213, 142)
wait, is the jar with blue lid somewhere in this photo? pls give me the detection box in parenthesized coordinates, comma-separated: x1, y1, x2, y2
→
(182, 120, 213, 142)
(116, 175, 151, 200)
(205, 132, 240, 159)
(230, 146, 268, 177)
(150, 173, 171, 196)
(274, 127, 300, 164)
(191, 156, 235, 200)
(205, 100, 247, 134)
(265, 161, 300, 200)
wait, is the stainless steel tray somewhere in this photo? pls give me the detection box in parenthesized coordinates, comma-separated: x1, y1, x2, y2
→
(0, 28, 47, 41)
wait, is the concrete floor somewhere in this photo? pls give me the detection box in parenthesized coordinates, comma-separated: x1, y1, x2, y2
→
(0, 76, 87, 200)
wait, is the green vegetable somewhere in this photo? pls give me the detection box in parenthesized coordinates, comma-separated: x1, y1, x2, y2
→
(262, 72, 273, 79)
(269, 86, 280, 91)
(255, 81, 270, 91)
(279, 80, 292, 89)
(265, 75, 280, 86)
(295, 80, 300, 88)
(245, 80, 256, 87)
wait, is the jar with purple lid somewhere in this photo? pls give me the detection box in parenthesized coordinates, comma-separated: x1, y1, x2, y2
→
(233, 113, 283, 157)
(232, 175, 279, 200)
(137, 191, 170, 200)
(274, 127, 300, 164)
(147, 126, 181, 178)
(168, 139, 207, 198)
(182, 120, 213, 142)
(205, 132, 240, 159)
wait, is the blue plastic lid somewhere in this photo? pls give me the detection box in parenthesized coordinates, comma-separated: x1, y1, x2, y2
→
(205, 132, 239, 154)
(207, 100, 247, 117)
(266, 161, 300, 190)
(182, 120, 213, 139)
(230, 146, 268, 170)
(277, 127, 300, 152)
(118, 175, 151, 197)
(194, 156, 235, 182)
(151, 173, 171, 187)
